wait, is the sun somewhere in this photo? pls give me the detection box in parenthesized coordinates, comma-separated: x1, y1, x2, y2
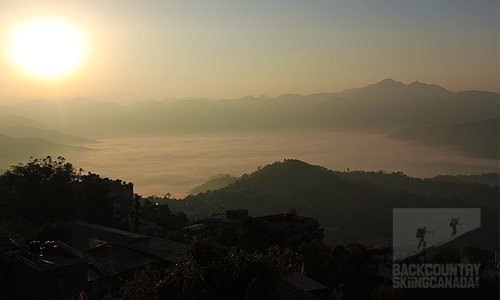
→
(8, 19, 86, 78)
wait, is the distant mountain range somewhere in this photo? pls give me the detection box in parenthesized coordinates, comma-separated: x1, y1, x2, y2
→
(174, 159, 499, 247)
(1, 79, 498, 136)
(0, 78, 497, 162)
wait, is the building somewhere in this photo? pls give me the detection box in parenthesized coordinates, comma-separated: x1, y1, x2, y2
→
(204, 209, 249, 226)
(8, 241, 92, 299)
(226, 209, 249, 220)
(1, 221, 187, 299)
(0, 231, 8, 263)
(257, 213, 324, 246)
(67, 221, 186, 270)
(184, 210, 324, 247)
(279, 272, 329, 300)
(495, 248, 500, 268)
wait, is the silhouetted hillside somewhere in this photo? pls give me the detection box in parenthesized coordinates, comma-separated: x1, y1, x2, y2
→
(0, 125, 98, 145)
(332, 170, 499, 209)
(0, 134, 94, 166)
(0, 114, 46, 128)
(387, 119, 499, 159)
(178, 159, 498, 247)
(430, 173, 499, 187)
(189, 174, 238, 194)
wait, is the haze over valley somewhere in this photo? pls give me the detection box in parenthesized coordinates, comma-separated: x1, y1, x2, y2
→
(0, 79, 498, 197)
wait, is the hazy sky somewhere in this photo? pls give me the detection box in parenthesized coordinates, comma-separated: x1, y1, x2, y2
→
(0, 0, 498, 104)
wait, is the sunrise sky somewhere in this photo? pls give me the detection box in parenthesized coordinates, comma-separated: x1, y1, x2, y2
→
(0, 0, 498, 105)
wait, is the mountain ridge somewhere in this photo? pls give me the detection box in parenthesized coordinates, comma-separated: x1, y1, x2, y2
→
(0, 78, 497, 139)
(174, 159, 498, 247)
(4, 78, 496, 108)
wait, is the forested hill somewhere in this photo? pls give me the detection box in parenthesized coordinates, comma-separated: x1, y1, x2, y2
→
(331, 170, 499, 209)
(175, 159, 498, 247)
(189, 174, 238, 194)
(429, 173, 499, 187)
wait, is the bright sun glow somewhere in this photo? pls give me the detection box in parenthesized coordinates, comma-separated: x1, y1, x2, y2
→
(9, 19, 86, 78)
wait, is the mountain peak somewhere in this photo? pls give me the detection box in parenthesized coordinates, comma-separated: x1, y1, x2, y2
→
(365, 78, 406, 90)
(379, 78, 400, 84)
(237, 95, 258, 101)
(408, 81, 449, 92)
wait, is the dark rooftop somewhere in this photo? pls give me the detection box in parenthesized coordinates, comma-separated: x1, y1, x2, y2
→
(66, 221, 187, 275)
(67, 221, 149, 252)
(124, 237, 186, 263)
(286, 272, 327, 292)
(87, 245, 158, 274)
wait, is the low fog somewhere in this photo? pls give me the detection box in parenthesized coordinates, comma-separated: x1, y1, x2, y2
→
(66, 131, 497, 198)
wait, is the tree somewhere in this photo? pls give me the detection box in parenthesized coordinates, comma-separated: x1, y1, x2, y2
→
(463, 246, 493, 264)
(120, 267, 161, 300)
(0, 156, 80, 223)
(76, 173, 115, 224)
(129, 194, 143, 233)
(0, 156, 125, 225)
(301, 242, 380, 300)
(288, 207, 297, 221)
(0, 218, 35, 242)
(36, 221, 73, 244)
(433, 246, 462, 264)
(116, 238, 303, 300)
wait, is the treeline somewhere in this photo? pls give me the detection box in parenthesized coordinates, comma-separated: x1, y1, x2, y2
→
(332, 170, 499, 209)
(105, 237, 499, 300)
(430, 173, 499, 187)
(0, 156, 131, 225)
(104, 237, 381, 300)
